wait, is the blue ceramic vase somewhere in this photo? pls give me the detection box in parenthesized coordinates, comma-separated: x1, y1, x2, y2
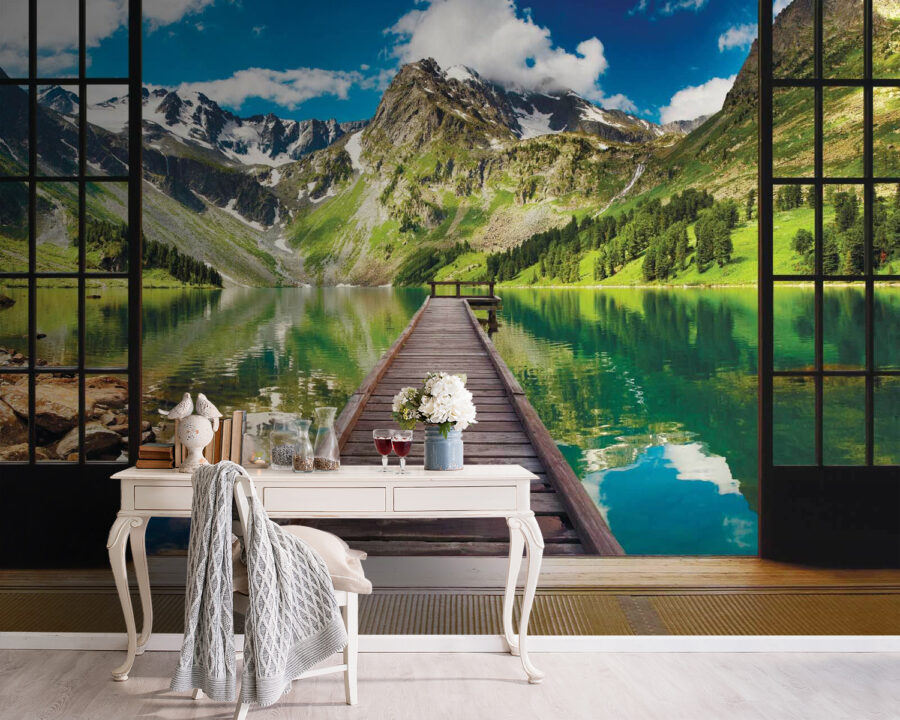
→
(423, 425, 464, 470)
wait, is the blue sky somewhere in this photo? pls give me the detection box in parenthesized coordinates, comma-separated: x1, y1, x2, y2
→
(1, 0, 764, 124)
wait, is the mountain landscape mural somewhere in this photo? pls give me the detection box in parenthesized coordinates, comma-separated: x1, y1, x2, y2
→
(1, 0, 899, 554)
(1, 0, 898, 288)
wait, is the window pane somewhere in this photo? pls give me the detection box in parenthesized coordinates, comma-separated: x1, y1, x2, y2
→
(37, 84, 79, 175)
(823, 283, 865, 369)
(774, 87, 814, 178)
(35, 181, 78, 271)
(87, 1, 128, 78)
(86, 87, 129, 176)
(84, 373, 130, 461)
(823, 376, 866, 465)
(774, 284, 815, 371)
(824, 0, 864, 79)
(0, 182, 30, 272)
(36, 280, 77, 367)
(0, 85, 29, 176)
(0, 2, 29, 79)
(823, 185, 864, 275)
(42, 377, 82, 463)
(773, 185, 815, 274)
(873, 184, 900, 274)
(85, 288, 128, 368)
(874, 0, 900, 78)
(86, 181, 128, 272)
(823, 87, 863, 178)
(874, 284, 900, 369)
(773, 375, 815, 465)
(0, 285, 28, 363)
(874, 87, 900, 178)
(37, 0, 78, 78)
(874, 376, 899, 464)
(0, 376, 29, 461)
(774, 0, 813, 79)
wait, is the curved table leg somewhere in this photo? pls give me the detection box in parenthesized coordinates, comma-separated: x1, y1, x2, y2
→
(509, 513, 545, 685)
(130, 518, 152, 654)
(503, 519, 525, 656)
(107, 515, 142, 681)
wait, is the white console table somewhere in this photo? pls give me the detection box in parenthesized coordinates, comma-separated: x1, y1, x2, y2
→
(108, 464, 545, 684)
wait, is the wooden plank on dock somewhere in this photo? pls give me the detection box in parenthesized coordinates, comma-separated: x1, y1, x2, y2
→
(316, 296, 623, 557)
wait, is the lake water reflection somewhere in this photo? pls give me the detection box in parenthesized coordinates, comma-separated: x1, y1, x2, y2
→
(1, 283, 896, 554)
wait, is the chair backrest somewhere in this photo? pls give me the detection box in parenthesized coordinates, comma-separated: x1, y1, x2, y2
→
(231, 467, 256, 541)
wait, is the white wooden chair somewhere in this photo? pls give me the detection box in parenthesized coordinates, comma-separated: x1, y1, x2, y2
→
(193, 470, 372, 719)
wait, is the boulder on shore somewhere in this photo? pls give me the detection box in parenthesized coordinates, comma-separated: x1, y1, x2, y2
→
(0, 443, 50, 461)
(0, 399, 27, 446)
(56, 422, 123, 459)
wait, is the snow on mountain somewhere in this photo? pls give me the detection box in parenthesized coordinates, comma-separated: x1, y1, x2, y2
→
(344, 130, 364, 171)
(36, 84, 367, 167)
(435, 60, 668, 144)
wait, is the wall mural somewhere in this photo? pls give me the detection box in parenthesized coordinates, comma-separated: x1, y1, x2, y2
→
(1, 0, 898, 554)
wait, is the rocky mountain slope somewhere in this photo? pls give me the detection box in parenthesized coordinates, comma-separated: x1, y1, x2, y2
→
(4, 0, 892, 287)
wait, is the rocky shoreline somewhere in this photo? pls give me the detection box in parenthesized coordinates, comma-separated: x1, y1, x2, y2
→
(0, 346, 152, 461)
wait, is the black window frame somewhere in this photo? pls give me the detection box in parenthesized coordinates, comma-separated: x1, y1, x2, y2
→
(758, 0, 900, 565)
(0, 0, 143, 466)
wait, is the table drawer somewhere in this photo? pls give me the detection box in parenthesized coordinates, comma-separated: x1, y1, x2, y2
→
(263, 487, 386, 513)
(393, 486, 517, 512)
(134, 485, 193, 511)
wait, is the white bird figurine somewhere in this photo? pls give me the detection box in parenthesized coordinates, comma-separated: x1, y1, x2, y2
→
(196, 393, 223, 432)
(164, 392, 193, 420)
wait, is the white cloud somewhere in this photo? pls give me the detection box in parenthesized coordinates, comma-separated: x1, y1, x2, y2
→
(659, 0, 708, 16)
(718, 23, 757, 52)
(773, 0, 792, 15)
(0, 0, 219, 75)
(142, 0, 218, 29)
(627, 0, 648, 16)
(177, 67, 370, 110)
(659, 74, 736, 123)
(385, 0, 634, 110)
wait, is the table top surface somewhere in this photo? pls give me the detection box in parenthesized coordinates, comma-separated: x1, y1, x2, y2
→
(113, 463, 538, 483)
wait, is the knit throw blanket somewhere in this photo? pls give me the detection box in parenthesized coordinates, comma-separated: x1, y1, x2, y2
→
(171, 461, 347, 707)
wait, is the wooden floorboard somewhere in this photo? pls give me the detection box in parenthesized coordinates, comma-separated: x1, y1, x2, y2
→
(329, 297, 621, 557)
(2, 649, 897, 719)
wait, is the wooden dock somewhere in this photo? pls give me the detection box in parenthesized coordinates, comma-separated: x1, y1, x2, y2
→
(302, 294, 624, 556)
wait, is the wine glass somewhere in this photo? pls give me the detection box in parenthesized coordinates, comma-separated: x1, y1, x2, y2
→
(392, 430, 413, 474)
(373, 429, 393, 472)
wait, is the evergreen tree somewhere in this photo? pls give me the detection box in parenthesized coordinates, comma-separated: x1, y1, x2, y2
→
(823, 227, 841, 275)
(713, 226, 733, 267)
(745, 188, 756, 221)
(642, 244, 656, 282)
(792, 228, 814, 272)
(805, 185, 817, 208)
(833, 191, 859, 231)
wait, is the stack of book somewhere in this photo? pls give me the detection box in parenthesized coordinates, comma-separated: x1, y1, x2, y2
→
(136, 443, 175, 469)
(172, 410, 246, 468)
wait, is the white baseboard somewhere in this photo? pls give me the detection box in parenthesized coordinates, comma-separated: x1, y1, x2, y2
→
(1, 632, 898, 653)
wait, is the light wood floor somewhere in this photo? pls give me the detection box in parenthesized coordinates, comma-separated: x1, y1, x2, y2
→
(1, 650, 897, 720)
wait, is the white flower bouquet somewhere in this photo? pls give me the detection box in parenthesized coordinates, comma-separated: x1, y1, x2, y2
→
(391, 372, 477, 437)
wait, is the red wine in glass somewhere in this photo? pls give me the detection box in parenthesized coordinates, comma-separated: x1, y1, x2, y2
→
(392, 430, 413, 473)
(392, 439, 412, 457)
(373, 429, 393, 472)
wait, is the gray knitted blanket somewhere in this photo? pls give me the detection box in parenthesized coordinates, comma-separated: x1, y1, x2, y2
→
(171, 461, 347, 707)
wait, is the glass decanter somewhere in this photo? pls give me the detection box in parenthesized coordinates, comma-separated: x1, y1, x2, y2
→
(292, 418, 314, 473)
(313, 406, 340, 470)
(269, 413, 298, 470)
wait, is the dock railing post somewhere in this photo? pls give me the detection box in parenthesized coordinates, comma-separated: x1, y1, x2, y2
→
(489, 281, 495, 298)
(456, 282, 461, 298)
(429, 282, 436, 298)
